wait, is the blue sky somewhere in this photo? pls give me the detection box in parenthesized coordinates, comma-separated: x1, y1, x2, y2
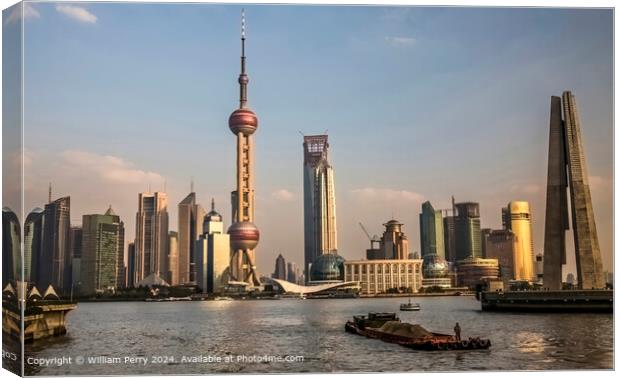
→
(11, 3, 613, 275)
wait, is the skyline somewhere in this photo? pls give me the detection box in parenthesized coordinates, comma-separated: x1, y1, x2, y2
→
(10, 4, 613, 276)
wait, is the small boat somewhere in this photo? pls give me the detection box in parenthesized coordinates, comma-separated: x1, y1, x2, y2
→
(345, 312, 491, 351)
(400, 299, 420, 311)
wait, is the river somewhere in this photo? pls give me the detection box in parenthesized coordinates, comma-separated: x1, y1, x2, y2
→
(23, 296, 613, 375)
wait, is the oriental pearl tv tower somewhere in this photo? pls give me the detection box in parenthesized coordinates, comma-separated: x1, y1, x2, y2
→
(227, 10, 261, 287)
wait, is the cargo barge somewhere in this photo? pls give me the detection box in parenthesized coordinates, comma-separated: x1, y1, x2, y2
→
(345, 312, 490, 351)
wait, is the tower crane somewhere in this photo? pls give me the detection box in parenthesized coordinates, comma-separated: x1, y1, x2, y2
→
(359, 222, 381, 250)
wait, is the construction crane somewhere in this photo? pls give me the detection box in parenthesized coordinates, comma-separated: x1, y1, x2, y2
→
(359, 222, 381, 250)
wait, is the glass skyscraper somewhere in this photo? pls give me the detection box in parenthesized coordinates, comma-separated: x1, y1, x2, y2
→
(419, 201, 446, 259)
(178, 192, 205, 285)
(80, 207, 125, 295)
(303, 135, 338, 280)
(24, 208, 44, 283)
(41, 196, 71, 293)
(135, 192, 169, 282)
(454, 202, 482, 261)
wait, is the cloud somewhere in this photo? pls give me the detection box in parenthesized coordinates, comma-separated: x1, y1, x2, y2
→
(4, 3, 40, 25)
(350, 187, 424, 204)
(385, 36, 417, 47)
(60, 150, 162, 184)
(56, 5, 97, 24)
(271, 189, 295, 202)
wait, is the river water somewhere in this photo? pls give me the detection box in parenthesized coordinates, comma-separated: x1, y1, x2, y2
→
(23, 296, 613, 375)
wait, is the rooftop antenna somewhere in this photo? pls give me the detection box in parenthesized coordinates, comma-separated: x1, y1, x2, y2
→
(298, 130, 305, 137)
(211, 197, 215, 211)
(190, 176, 194, 193)
(148, 183, 151, 193)
(48, 182, 52, 203)
(163, 179, 167, 193)
(451, 195, 456, 215)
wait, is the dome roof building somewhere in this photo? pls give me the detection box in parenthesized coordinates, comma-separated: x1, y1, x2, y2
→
(309, 253, 345, 283)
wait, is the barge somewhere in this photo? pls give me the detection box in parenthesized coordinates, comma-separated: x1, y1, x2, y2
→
(345, 312, 490, 351)
(479, 290, 613, 313)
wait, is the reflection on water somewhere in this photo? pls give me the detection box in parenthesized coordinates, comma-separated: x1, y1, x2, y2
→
(515, 331, 546, 354)
(25, 297, 613, 375)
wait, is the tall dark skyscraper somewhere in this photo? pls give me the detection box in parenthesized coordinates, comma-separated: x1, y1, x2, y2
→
(80, 207, 125, 295)
(70, 226, 83, 290)
(24, 208, 45, 283)
(272, 254, 286, 280)
(178, 192, 205, 285)
(454, 202, 482, 261)
(303, 135, 338, 280)
(443, 196, 457, 262)
(41, 196, 72, 293)
(127, 242, 136, 287)
(2, 207, 20, 286)
(419, 201, 445, 259)
(543, 91, 605, 290)
(135, 192, 169, 282)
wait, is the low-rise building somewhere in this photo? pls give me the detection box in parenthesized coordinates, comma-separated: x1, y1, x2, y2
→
(456, 257, 500, 289)
(344, 259, 423, 295)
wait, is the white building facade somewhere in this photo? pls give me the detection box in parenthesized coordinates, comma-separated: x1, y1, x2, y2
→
(344, 259, 423, 295)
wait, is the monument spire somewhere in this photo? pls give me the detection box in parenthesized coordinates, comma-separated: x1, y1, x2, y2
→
(238, 8, 248, 109)
(228, 9, 260, 287)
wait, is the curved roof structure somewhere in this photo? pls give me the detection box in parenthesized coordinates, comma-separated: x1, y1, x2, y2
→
(270, 278, 360, 294)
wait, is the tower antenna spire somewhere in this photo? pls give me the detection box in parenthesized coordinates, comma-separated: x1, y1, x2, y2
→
(238, 8, 248, 108)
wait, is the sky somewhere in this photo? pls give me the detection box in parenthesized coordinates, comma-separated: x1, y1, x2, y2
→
(7, 3, 613, 277)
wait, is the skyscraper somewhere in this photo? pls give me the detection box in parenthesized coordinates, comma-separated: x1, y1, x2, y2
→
(24, 208, 44, 283)
(286, 261, 299, 284)
(443, 196, 457, 262)
(41, 196, 71, 293)
(454, 202, 482, 261)
(80, 206, 125, 295)
(543, 91, 604, 289)
(178, 192, 205, 285)
(2, 207, 20, 286)
(196, 200, 230, 294)
(135, 192, 169, 282)
(70, 226, 83, 290)
(227, 11, 261, 287)
(303, 134, 338, 279)
(503, 201, 535, 281)
(483, 229, 516, 286)
(419, 201, 445, 259)
(127, 242, 136, 287)
(168, 231, 179, 285)
(272, 254, 286, 280)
